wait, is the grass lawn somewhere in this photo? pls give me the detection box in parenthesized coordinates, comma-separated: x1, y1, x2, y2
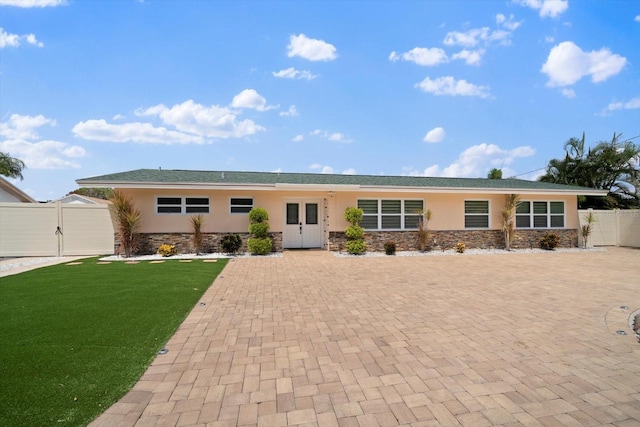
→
(0, 258, 228, 427)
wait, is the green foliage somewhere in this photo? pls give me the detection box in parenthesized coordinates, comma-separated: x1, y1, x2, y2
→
(190, 214, 205, 254)
(344, 225, 364, 240)
(248, 207, 272, 254)
(248, 222, 270, 238)
(247, 237, 272, 255)
(110, 191, 142, 257)
(157, 243, 177, 257)
(344, 207, 364, 226)
(539, 232, 560, 250)
(539, 132, 640, 208)
(0, 258, 227, 427)
(69, 187, 114, 200)
(221, 234, 242, 254)
(0, 151, 26, 180)
(384, 241, 396, 255)
(346, 239, 366, 255)
(248, 207, 269, 223)
(581, 211, 596, 249)
(487, 168, 503, 179)
(454, 242, 466, 253)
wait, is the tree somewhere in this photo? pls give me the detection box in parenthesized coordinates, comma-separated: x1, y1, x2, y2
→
(539, 132, 640, 209)
(68, 187, 114, 200)
(0, 152, 26, 180)
(487, 168, 502, 179)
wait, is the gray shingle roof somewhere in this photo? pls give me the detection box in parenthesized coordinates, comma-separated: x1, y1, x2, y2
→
(77, 169, 605, 194)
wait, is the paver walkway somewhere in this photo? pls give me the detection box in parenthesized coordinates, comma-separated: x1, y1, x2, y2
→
(91, 248, 640, 426)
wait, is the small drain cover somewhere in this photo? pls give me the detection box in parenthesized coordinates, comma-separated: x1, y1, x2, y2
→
(198, 302, 206, 306)
(158, 348, 169, 355)
(620, 306, 629, 310)
(616, 330, 627, 335)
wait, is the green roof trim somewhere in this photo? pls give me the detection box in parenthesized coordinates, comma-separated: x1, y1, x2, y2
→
(77, 169, 605, 193)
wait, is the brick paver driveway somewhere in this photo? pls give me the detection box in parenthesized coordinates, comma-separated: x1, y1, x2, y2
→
(92, 248, 640, 426)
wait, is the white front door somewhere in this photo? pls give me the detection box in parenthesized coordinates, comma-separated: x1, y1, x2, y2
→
(283, 199, 323, 249)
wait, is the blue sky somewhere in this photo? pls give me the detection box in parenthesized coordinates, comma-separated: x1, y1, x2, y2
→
(1, 0, 638, 201)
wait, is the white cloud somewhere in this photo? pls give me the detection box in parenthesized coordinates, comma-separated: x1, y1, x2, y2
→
(292, 134, 304, 142)
(309, 129, 352, 143)
(603, 97, 640, 114)
(635, 15, 640, 22)
(280, 105, 299, 117)
(388, 47, 448, 66)
(514, 0, 568, 18)
(230, 89, 276, 111)
(541, 41, 627, 87)
(287, 33, 337, 61)
(135, 99, 265, 139)
(0, 0, 66, 6)
(309, 164, 354, 174)
(72, 119, 204, 144)
(405, 143, 535, 178)
(451, 49, 484, 66)
(0, 27, 43, 48)
(0, 113, 55, 140)
(415, 76, 491, 98)
(1, 113, 85, 170)
(272, 67, 318, 80)
(443, 27, 512, 47)
(561, 88, 576, 98)
(496, 13, 522, 31)
(112, 114, 125, 120)
(423, 127, 446, 143)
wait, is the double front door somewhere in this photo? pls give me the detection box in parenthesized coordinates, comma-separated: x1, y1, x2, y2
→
(283, 199, 323, 248)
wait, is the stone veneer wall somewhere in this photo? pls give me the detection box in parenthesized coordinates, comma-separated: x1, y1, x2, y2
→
(329, 229, 578, 252)
(116, 232, 283, 255)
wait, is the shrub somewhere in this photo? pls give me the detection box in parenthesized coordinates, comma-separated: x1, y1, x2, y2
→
(248, 207, 269, 223)
(344, 225, 364, 240)
(581, 211, 596, 249)
(158, 243, 177, 257)
(539, 232, 559, 250)
(344, 207, 364, 226)
(247, 237, 272, 255)
(190, 214, 205, 255)
(110, 190, 141, 257)
(221, 234, 242, 254)
(416, 209, 433, 252)
(346, 240, 366, 255)
(454, 241, 466, 253)
(248, 222, 270, 238)
(384, 241, 396, 255)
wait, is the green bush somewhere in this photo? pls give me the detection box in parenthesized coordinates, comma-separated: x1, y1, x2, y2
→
(344, 225, 364, 240)
(346, 240, 366, 255)
(384, 241, 396, 255)
(248, 207, 269, 223)
(539, 232, 559, 250)
(221, 234, 242, 254)
(248, 237, 272, 255)
(248, 222, 269, 238)
(344, 207, 364, 225)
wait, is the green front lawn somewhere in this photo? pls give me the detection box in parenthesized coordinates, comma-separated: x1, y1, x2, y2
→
(0, 258, 228, 426)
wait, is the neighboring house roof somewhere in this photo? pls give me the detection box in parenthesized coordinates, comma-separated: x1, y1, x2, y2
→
(77, 169, 608, 196)
(0, 176, 36, 203)
(52, 194, 111, 205)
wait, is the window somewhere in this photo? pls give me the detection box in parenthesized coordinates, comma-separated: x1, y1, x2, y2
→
(464, 200, 489, 229)
(156, 196, 209, 214)
(357, 199, 424, 230)
(516, 201, 564, 229)
(230, 197, 253, 214)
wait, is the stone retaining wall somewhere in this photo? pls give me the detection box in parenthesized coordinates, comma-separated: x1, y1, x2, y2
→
(329, 229, 578, 252)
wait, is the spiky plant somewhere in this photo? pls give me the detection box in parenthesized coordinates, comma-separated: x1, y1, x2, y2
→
(416, 209, 433, 252)
(501, 194, 520, 251)
(581, 211, 596, 248)
(110, 190, 142, 257)
(190, 214, 205, 255)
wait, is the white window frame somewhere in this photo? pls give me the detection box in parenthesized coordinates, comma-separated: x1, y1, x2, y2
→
(464, 200, 490, 229)
(516, 201, 565, 229)
(229, 197, 254, 214)
(155, 196, 210, 215)
(357, 199, 424, 231)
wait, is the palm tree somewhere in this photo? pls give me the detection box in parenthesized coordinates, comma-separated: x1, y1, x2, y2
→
(0, 152, 26, 180)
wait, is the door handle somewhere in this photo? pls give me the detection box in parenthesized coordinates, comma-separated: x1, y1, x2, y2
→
(299, 222, 302, 233)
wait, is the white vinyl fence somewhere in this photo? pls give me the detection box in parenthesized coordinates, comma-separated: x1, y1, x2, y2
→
(578, 209, 640, 248)
(0, 202, 115, 257)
